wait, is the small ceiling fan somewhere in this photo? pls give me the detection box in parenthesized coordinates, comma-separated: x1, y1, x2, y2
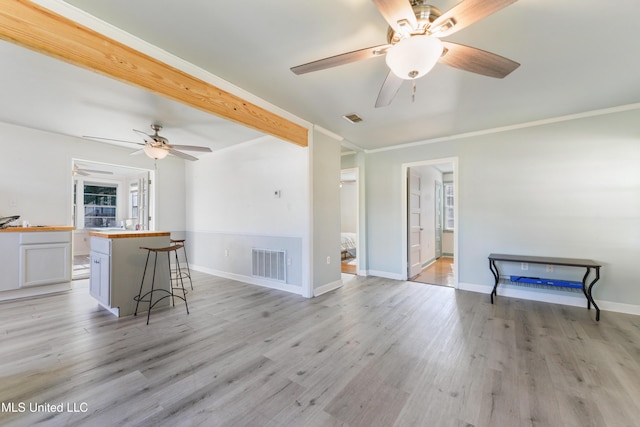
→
(72, 163, 114, 176)
(291, 0, 520, 107)
(84, 124, 213, 161)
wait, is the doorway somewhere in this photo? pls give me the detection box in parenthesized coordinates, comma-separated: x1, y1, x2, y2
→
(340, 168, 359, 275)
(402, 159, 458, 287)
(71, 160, 153, 280)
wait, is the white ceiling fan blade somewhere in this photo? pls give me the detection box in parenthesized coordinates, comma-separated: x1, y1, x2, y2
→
(291, 44, 391, 75)
(430, 0, 518, 38)
(169, 144, 212, 152)
(82, 135, 143, 146)
(375, 71, 404, 108)
(372, 0, 418, 36)
(168, 148, 199, 161)
(133, 128, 157, 144)
(440, 41, 519, 78)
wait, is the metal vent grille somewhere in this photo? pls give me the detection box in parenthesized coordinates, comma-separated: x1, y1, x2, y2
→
(342, 113, 363, 124)
(252, 248, 286, 282)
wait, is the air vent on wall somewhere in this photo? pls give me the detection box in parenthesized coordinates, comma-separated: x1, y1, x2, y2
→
(252, 248, 287, 282)
(342, 113, 363, 124)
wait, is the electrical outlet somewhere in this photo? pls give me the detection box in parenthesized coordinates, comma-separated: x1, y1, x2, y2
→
(224, 249, 229, 257)
(546, 265, 554, 273)
(521, 263, 528, 271)
(287, 257, 292, 266)
(326, 256, 331, 264)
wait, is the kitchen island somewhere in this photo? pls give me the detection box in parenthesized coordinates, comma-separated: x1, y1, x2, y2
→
(89, 230, 171, 317)
(0, 226, 74, 301)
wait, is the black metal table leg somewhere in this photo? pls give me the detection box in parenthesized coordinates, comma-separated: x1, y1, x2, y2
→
(580, 268, 591, 310)
(587, 267, 601, 321)
(489, 259, 500, 304)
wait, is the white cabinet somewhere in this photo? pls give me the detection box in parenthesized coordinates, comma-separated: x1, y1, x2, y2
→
(19, 232, 71, 288)
(89, 252, 110, 306)
(89, 236, 111, 306)
(0, 230, 72, 299)
(0, 233, 20, 291)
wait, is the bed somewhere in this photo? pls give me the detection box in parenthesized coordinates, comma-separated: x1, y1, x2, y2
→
(341, 232, 357, 260)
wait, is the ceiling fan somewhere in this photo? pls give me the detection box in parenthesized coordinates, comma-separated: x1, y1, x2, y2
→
(72, 163, 114, 176)
(84, 124, 213, 161)
(291, 0, 520, 107)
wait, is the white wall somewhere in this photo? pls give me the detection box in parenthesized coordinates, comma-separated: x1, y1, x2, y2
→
(364, 108, 640, 309)
(184, 136, 308, 291)
(312, 130, 341, 292)
(0, 121, 185, 232)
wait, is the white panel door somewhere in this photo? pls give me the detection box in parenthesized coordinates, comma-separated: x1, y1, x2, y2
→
(435, 181, 443, 259)
(408, 169, 422, 278)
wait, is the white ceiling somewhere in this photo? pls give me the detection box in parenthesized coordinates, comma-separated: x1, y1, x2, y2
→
(3, 0, 640, 153)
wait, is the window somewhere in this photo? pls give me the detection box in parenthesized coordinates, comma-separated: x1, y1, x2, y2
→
(444, 182, 454, 231)
(130, 183, 139, 219)
(84, 184, 117, 228)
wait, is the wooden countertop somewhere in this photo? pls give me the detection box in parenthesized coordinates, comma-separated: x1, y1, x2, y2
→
(0, 226, 75, 233)
(89, 230, 170, 239)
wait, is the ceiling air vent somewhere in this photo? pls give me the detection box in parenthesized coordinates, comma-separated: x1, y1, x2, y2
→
(342, 113, 363, 124)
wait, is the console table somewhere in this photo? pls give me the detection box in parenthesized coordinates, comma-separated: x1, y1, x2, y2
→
(488, 254, 602, 321)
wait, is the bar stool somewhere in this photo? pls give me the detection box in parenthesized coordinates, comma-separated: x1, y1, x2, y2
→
(134, 244, 189, 325)
(170, 238, 193, 290)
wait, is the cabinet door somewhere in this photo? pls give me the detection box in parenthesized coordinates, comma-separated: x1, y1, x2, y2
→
(89, 252, 110, 305)
(20, 243, 71, 287)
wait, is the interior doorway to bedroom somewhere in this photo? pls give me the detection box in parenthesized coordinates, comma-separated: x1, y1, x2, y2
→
(340, 168, 359, 275)
(404, 159, 458, 288)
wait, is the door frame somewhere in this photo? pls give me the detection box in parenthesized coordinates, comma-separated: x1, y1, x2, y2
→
(400, 157, 458, 285)
(341, 167, 361, 275)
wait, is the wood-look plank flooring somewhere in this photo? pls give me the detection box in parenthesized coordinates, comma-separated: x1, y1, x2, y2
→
(1, 272, 640, 426)
(412, 257, 455, 287)
(341, 258, 357, 275)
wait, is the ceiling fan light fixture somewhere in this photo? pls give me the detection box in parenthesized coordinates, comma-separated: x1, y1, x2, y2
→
(385, 35, 443, 80)
(143, 145, 169, 160)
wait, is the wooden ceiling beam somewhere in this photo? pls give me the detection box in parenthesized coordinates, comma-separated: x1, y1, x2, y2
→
(0, 0, 308, 147)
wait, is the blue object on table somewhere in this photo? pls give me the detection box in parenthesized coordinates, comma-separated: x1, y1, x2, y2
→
(510, 276, 583, 289)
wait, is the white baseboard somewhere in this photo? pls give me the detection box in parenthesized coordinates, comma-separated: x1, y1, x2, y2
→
(367, 270, 404, 281)
(458, 282, 640, 316)
(191, 265, 304, 296)
(314, 279, 343, 297)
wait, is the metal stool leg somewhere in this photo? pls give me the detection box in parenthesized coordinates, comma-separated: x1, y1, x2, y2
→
(134, 249, 152, 316)
(182, 242, 193, 290)
(173, 256, 189, 314)
(146, 251, 159, 325)
(171, 239, 193, 290)
(134, 245, 189, 325)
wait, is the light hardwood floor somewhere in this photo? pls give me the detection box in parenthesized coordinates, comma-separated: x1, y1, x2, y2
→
(1, 272, 639, 426)
(412, 257, 455, 287)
